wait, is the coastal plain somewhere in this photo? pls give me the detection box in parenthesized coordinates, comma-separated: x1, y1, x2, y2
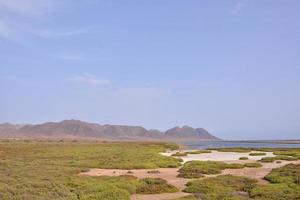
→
(0, 140, 299, 200)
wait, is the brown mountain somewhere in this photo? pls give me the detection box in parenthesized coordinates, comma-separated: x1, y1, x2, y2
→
(0, 120, 220, 141)
(164, 126, 220, 140)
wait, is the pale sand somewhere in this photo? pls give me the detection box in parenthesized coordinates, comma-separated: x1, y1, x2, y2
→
(79, 151, 300, 200)
(160, 150, 275, 163)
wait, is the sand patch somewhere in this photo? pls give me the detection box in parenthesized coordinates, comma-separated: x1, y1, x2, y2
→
(161, 150, 275, 163)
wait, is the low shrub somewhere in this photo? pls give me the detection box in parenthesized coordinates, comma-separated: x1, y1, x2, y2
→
(184, 175, 257, 199)
(147, 170, 160, 174)
(185, 150, 212, 154)
(0, 140, 181, 200)
(264, 164, 300, 185)
(239, 157, 248, 160)
(250, 183, 299, 200)
(178, 161, 244, 178)
(249, 152, 266, 156)
(136, 178, 178, 194)
(172, 152, 188, 157)
(244, 162, 262, 168)
(92, 187, 130, 200)
(164, 143, 180, 151)
(260, 155, 297, 163)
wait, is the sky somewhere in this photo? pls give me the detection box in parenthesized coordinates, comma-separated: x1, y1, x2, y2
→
(0, 0, 300, 140)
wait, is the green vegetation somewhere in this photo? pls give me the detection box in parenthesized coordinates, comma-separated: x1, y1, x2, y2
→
(239, 157, 248, 160)
(184, 175, 257, 199)
(272, 149, 300, 159)
(250, 183, 299, 200)
(179, 164, 300, 200)
(264, 164, 300, 185)
(185, 150, 212, 154)
(244, 162, 262, 168)
(250, 164, 300, 200)
(171, 152, 188, 156)
(1, 142, 299, 200)
(178, 160, 265, 178)
(178, 161, 244, 178)
(136, 178, 178, 194)
(249, 152, 266, 156)
(259, 155, 297, 163)
(147, 170, 160, 174)
(0, 140, 181, 200)
(164, 143, 181, 151)
(172, 150, 212, 157)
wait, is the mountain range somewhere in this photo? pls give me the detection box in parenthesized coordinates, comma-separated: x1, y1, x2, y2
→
(0, 120, 220, 141)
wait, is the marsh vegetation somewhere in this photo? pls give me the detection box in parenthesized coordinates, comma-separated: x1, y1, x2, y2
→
(0, 141, 299, 200)
(0, 140, 180, 200)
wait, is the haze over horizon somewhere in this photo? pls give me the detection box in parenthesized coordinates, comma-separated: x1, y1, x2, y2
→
(1, 0, 300, 140)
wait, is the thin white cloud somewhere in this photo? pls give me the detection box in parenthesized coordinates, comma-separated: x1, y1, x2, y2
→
(68, 73, 111, 86)
(230, 1, 247, 15)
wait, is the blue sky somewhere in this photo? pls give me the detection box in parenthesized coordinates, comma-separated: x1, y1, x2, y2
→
(0, 0, 300, 140)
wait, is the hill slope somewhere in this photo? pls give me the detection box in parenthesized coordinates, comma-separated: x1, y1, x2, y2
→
(0, 120, 220, 141)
